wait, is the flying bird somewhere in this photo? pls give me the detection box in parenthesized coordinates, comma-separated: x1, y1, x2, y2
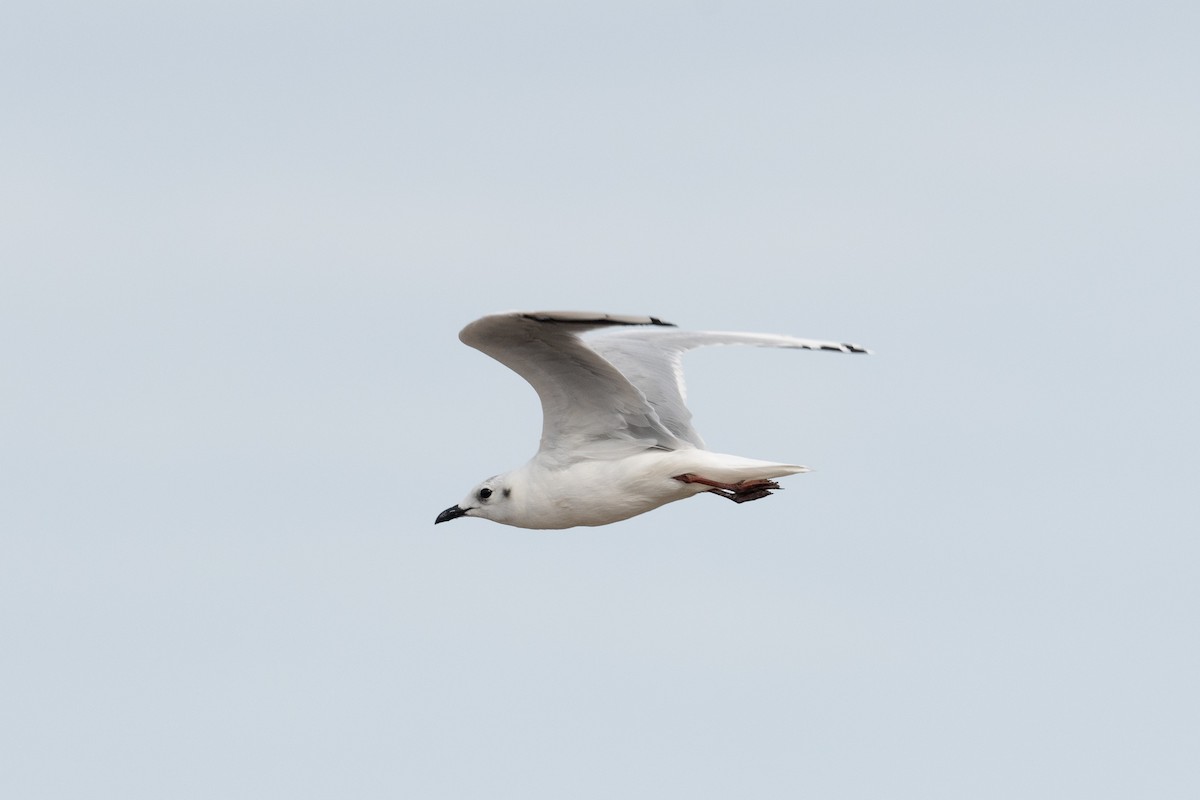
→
(435, 311, 868, 529)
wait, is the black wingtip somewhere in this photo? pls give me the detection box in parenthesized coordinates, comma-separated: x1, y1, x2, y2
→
(820, 342, 871, 354)
(520, 311, 676, 328)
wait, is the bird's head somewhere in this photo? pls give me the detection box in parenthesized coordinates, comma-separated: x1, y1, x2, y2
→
(435, 475, 518, 527)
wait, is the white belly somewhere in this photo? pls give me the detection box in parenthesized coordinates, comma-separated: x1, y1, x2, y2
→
(514, 449, 806, 529)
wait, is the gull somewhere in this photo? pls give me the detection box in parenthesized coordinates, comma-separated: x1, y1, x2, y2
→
(435, 311, 868, 530)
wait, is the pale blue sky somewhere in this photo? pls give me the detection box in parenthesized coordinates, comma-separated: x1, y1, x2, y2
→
(2, 1, 1198, 798)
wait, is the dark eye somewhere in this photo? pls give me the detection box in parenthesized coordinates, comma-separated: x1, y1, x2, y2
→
(478, 487, 493, 500)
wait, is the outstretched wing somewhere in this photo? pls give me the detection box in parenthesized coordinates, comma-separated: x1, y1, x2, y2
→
(457, 311, 687, 463)
(587, 328, 870, 449)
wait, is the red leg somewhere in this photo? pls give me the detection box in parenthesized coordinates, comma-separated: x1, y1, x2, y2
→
(673, 473, 782, 503)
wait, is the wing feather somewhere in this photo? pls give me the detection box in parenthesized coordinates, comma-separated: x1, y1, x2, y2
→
(587, 329, 870, 448)
(457, 311, 684, 462)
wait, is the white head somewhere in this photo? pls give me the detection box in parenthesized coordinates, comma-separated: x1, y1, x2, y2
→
(434, 474, 519, 527)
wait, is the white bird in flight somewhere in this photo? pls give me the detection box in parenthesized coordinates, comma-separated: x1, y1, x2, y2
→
(435, 311, 868, 530)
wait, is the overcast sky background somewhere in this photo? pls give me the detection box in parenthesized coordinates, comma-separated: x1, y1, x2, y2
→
(3, 1, 1198, 798)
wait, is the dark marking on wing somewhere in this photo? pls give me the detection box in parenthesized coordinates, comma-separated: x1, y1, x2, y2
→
(519, 311, 677, 328)
(819, 342, 871, 353)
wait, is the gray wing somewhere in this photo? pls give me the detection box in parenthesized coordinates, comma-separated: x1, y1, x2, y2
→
(587, 328, 870, 449)
(458, 311, 688, 462)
